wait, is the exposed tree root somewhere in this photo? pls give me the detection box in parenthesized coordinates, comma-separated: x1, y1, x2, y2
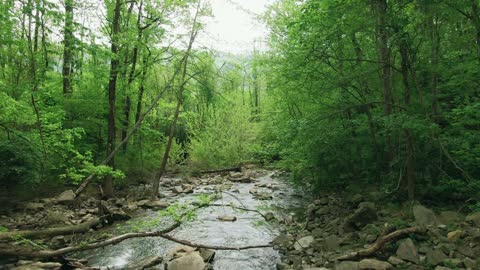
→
(336, 226, 424, 261)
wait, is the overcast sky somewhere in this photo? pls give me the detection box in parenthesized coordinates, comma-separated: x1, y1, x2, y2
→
(196, 0, 272, 54)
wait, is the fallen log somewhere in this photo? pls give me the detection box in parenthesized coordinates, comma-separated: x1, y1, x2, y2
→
(0, 221, 182, 259)
(199, 166, 242, 174)
(0, 218, 103, 241)
(336, 226, 424, 261)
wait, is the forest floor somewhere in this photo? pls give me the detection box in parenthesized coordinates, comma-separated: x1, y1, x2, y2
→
(0, 167, 479, 270)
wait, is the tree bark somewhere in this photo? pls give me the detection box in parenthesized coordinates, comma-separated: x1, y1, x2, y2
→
(104, 0, 122, 198)
(62, 0, 74, 95)
(152, 2, 201, 198)
(374, 0, 394, 166)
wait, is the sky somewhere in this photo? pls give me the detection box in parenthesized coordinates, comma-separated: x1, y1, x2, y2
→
(196, 0, 273, 55)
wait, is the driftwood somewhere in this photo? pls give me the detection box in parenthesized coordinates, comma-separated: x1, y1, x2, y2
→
(0, 218, 103, 241)
(336, 226, 424, 261)
(199, 166, 242, 174)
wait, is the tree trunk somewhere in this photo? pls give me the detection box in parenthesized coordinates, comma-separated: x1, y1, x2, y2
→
(374, 0, 394, 166)
(399, 38, 415, 201)
(104, 0, 122, 198)
(62, 0, 74, 95)
(152, 1, 201, 197)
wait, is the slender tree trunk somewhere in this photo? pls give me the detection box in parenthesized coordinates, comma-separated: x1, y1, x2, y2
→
(399, 39, 415, 201)
(374, 0, 394, 166)
(152, 1, 201, 197)
(430, 12, 440, 121)
(104, 0, 122, 198)
(471, 0, 480, 64)
(62, 0, 74, 95)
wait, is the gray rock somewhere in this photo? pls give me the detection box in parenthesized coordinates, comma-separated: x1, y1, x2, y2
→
(396, 238, 420, 264)
(443, 258, 463, 268)
(335, 261, 359, 270)
(387, 256, 404, 265)
(464, 257, 477, 269)
(324, 235, 340, 250)
(198, 248, 215, 262)
(358, 259, 393, 270)
(12, 261, 62, 270)
(25, 202, 45, 211)
(167, 252, 205, 270)
(343, 202, 377, 230)
(294, 235, 314, 250)
(144, 200, 170, 209)
(438, 211, 460, 225)
(426, 249, 447, 266)
(466, 211, 480, 227)
(56, 190, 75, 204)
(434, 267, 452, 270)
(273, 233, 292, 247)
(413, 205, 438, 226)
(276, 262, 291, 270)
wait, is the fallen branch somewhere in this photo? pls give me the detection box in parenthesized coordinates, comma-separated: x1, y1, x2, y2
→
(0, 218, 103, 242)
(211, 203, 269, 221)
(0, 221, 182, 259)
(336, 226, 424, 261)
(200, 166, 241, 174)
(0, 220, 271, 259)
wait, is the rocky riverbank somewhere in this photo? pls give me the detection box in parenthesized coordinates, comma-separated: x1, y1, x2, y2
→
(273, 193, 480, 270)
(1, 168, 480, 270)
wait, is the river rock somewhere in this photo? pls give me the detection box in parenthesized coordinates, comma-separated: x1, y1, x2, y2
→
(172, 186, 183, 194)
(56, 190, 75, 204)
(426, 249, 447, 266)
(342, 202, 377, 231)
(273, 233, 292, 247)
(413, 205, 438, 226)
(396, 238, 420, 264)
(438, 211, 460, 225)
(198, 248, 215, 262)
(24, 202, 44, 211)
(387, 256, 404, 265)
(167, 252, 205, 270)
(144, 200, 170, 209)
(335, 261, 359, 270)
(294, 235, 314, 250)
(323, 235, 340, 250)
(358, 259, 392, 270)
(466, 211, 480, 227)
(217, 215, 237, 222)
(464, 257, 477, 269)
(447, 229, 463, 242)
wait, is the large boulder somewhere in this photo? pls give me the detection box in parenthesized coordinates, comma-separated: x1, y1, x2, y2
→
(336, 261, 359, 270)
(167, 252, 205, 270)
(294, 235, 314, 250)
(413, 205, 438, 226)
(56, 190, 75, 204)
(426, 249, 447, 266)
(396, 238, 420, 264)
(165, 246, 207, 270)
(466, 212, 480, 227)
(342, 202, 377, 231)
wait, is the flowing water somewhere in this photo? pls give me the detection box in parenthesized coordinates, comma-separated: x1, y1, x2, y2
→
(74, 171, 308, 270)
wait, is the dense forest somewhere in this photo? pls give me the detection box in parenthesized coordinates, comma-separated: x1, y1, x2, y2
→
(1, 0, 480, 269)
(1, 0, 479, 203)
